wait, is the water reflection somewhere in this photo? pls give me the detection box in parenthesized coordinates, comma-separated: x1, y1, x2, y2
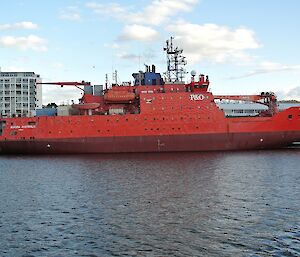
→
(0, 150, 299, 256)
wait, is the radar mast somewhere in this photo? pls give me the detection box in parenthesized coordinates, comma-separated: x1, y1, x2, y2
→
(163, 36, 187, 83)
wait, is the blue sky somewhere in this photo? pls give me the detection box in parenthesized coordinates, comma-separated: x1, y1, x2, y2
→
(1, 0, 300, 104)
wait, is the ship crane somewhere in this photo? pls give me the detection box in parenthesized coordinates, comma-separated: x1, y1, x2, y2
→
(36, 81, 91, 91)
(214, 92, 278, 116)
(37, 81, 102, 115)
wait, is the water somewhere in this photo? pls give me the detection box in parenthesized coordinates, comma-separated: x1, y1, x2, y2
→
(0, 150, 299, 257)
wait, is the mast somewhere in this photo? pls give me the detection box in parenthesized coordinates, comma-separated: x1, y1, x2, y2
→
(163, 36, 187, 83)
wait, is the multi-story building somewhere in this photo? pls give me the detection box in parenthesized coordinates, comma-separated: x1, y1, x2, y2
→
(0, 72, 42, 117)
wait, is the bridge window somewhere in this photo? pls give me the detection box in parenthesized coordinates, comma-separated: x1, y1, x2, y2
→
(288, 114, 293, 119)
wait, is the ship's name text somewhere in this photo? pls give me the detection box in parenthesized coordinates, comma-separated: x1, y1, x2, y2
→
(10, 125, 36, 129)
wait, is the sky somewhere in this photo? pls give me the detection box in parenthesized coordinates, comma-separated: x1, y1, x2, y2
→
(1, 0, 300, 104)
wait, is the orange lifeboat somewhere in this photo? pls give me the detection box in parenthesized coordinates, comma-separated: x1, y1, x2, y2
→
(104, 91, 135, 103)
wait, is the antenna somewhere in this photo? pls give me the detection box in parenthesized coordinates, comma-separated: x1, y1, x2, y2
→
(112, 70, 118, 85)
(105, 73, 108, 90)
(163, 36, 187, 83)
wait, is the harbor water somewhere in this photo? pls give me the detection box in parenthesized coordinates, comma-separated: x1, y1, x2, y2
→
(0, 150, 299, 257)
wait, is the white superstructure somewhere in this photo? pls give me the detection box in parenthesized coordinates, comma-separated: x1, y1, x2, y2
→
(0, 72, 42, 117)
(218, 102, 299, 116)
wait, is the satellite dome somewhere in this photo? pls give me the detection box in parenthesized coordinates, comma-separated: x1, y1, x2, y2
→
(191, 70, 196, 76)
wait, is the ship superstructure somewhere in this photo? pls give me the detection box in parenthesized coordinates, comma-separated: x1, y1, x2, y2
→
(0, 38, 300, 154)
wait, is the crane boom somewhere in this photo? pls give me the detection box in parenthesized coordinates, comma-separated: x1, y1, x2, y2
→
(36, 81, 91, 91)
(214, 92, 278, 116)
(214, 93, 276, 102)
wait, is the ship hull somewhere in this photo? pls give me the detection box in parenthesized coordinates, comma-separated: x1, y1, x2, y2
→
(0, 131, 299, 154)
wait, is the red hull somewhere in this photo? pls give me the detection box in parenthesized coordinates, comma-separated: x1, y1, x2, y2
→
(1, 131, 299, 154)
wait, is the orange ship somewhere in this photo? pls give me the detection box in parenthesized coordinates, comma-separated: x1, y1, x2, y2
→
(0, 38, 300, 154)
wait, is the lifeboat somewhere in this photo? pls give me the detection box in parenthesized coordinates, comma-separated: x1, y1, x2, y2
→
(104, 91, 135, 103)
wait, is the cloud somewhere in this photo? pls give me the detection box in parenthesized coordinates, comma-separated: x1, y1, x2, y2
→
(87, 1, 264, 68)
(276, 86, 300, 101)
(86, 0, 199, 25)
(59, 6, 81, 21)
(229, 62, 300, 79)
(86, 2, 127, 17)
(0, 35, 47, 52)
(116, 52, 140, 61)
(0, 21, 38, 31)
(167, 22, 260, 64)
(116, 48, 157, 63)
(42, 86, 82, 105)
(128, 0, 199, 25)
(118, 24, 159, 42)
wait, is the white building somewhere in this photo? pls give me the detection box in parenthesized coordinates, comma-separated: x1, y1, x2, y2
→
(0, 72, 42, 117)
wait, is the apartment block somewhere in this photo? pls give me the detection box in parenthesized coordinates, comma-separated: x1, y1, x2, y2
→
(0, 72, 42, 117)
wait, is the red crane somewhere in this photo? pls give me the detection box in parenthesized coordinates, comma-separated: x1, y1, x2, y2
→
(36, 81, 91, 91)
(214, 92, 278, 116)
